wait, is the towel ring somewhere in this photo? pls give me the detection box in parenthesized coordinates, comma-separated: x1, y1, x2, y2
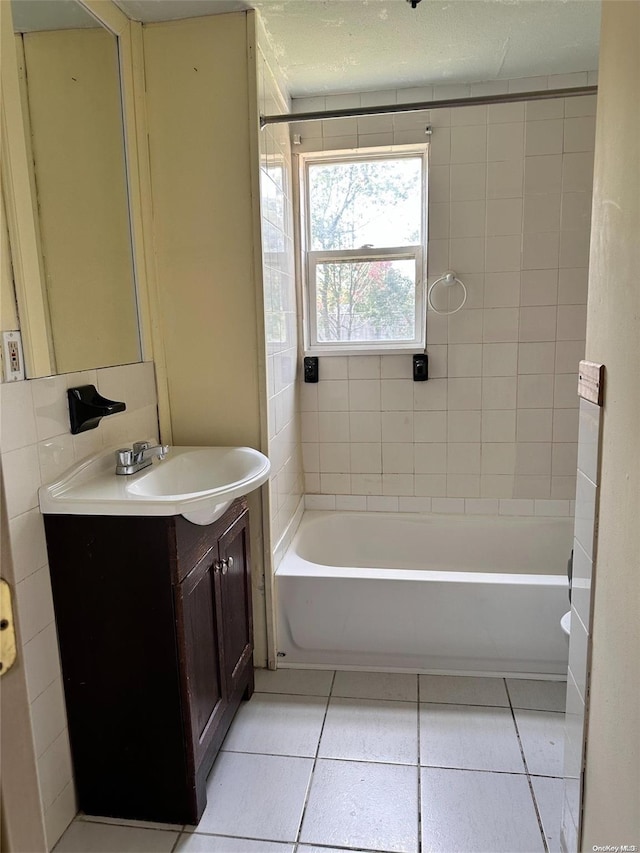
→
(427, 271, 467, 316)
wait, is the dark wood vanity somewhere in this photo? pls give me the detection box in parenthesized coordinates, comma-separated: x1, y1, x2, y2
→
(43, 498, 253, 825)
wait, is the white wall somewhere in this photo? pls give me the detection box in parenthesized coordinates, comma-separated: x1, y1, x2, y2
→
(580, 1, 640, 846)
(0, 362, 159, 849)
(295, 79, 596, 516)
(256, 26, 304, 567)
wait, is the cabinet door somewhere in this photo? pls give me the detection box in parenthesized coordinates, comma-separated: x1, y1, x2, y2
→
(218, 510, 253, 697)
(176, 549, 226, 769)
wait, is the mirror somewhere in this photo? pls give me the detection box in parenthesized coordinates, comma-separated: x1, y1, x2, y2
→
(10, 0, 141, 375)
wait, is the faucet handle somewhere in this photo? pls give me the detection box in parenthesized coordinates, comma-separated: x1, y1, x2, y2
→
(116, 448, 133, 467)
(132, 440, 151, 456)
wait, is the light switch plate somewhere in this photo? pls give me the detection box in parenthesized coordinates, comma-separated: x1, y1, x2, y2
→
(2, 331, 25, 381)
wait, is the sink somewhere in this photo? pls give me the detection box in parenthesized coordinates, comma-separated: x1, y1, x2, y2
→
(39, 445, 271, 525)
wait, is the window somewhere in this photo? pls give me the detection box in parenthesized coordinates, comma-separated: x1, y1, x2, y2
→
(300, 146, 428, 355)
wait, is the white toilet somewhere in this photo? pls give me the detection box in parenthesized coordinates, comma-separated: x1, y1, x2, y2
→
(561, 610, 571, 639)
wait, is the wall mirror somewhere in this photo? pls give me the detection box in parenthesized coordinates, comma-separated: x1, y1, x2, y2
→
(8, 0, 141, 376)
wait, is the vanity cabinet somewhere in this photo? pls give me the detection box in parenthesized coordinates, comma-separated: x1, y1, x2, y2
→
(43, 498, 254, 825)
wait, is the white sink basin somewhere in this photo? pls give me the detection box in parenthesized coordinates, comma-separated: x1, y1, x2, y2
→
(39, 445, 271, 525)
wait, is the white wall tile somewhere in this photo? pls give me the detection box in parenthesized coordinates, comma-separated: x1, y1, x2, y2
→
(480, 475, 514, 498)
(564, 116, 597, 153)
(515, 442, 552, 476)
(447, 378, 482, 410)
(522, 231, 560, 270)
(381, 380, 414, 411)
(380, 355, 412, 380)
(318, 381, 349, 411)
(350, 443, 382, 474)
(15, 566, 55, 645)
(305, 494, 336, 510)
(318, 412, 349, 443)
(577, 399, 600, 485)
(448, 344, 482, 377)
(298, 89, 594, 511)
(465, 498, 500, 515)
(351, 474, 382, 495)
(523, 194, 561, 233)
(518, 342, 556, 375)
(414, 443, 448, 474)
(30, 676, 67, 759)
(366, 495, 399, 512)
(560, 230, 591, 268)
(320, 357, 348, 380)
(485, 200, 523, 237)
(335, 495, 367, 511)
(381, 412, 414, 443)
(524, 155, 563, 195)
(481, 443, 516, 475)
(519, 306, 557, 342)
(38, 435, 75, 485)
(553, 409, 579, 443)
(415, 474, 447, 496)
(487, 160, 523, 199)
(350, 412, 381, 442)
(450, 126, 487, 164)
(348, 355, 381, 380)
(398, 496, 432, 513)
(517, 409, 553, 442)
(525, 98, 564, 121)
(431, 497, 465, 514)
(414, 411, 447, 443)
(485, 236, 521, 273)
(487, 101, 524, 124)
(481, 410, 516, 443)
(482, 377, 517, 410)
(450, 201, 485, 238)
(487, 122, 524, 161)
(483, 309, 519, 343)
(349, 380, 381, 411)
(8, 509, 48, 583)
(562, 152, 594, 193)
(525, 119, 564, 156)
(450, 164, 487, 201)
(383, 473, 415, 496)
(517, 374, 555, 409)
(520, 270, 558, 306)
(23, 622, 62, 703)
(447, 411, 481, 443)
(320, 473, 350, 494)
(499, 499, 535, 516)
(2, 445, 41, 519)
(382, 443, 414, 474)
(482, 343, 518, 376)
(0, 381, 37, 450)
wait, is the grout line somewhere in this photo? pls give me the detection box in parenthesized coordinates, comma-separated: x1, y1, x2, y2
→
(504, 678, 550, 853)
(293, 670, 337, 847)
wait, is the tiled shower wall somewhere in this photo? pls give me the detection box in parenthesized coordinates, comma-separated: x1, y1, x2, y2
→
(295, 77, 596, 511)
(0, 362, 158, 848)
(257, 31, 304, 562)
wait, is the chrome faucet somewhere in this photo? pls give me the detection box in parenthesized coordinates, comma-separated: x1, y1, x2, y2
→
(115, 440, 170, 475)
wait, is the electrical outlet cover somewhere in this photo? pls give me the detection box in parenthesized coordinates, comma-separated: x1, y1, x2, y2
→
(2, 331, 25, 381)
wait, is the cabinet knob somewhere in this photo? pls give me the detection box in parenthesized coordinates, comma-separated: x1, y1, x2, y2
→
(215, 556, 233, 575)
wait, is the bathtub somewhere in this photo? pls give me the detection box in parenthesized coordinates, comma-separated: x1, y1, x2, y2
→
(276, 511, 573, 677)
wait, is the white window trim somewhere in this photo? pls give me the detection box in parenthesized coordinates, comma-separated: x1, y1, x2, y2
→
(299, 145, 429, 356)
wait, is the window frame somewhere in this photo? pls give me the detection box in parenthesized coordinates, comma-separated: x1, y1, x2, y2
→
(299, 145, 429, 356)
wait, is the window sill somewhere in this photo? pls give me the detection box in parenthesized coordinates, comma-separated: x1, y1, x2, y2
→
(304, 344, 426, 357)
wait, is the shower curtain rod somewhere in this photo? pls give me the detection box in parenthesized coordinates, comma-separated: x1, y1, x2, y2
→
(259, 85, 597, 128)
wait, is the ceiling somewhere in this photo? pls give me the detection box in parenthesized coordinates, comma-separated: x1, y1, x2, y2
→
(18, 0, 602, 97)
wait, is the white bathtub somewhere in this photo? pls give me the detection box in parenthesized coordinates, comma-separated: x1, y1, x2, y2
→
(276, 511, 573, 677)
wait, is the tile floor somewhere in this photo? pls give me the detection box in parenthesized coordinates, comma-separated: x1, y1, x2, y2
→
(54, 670, 567, 853)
